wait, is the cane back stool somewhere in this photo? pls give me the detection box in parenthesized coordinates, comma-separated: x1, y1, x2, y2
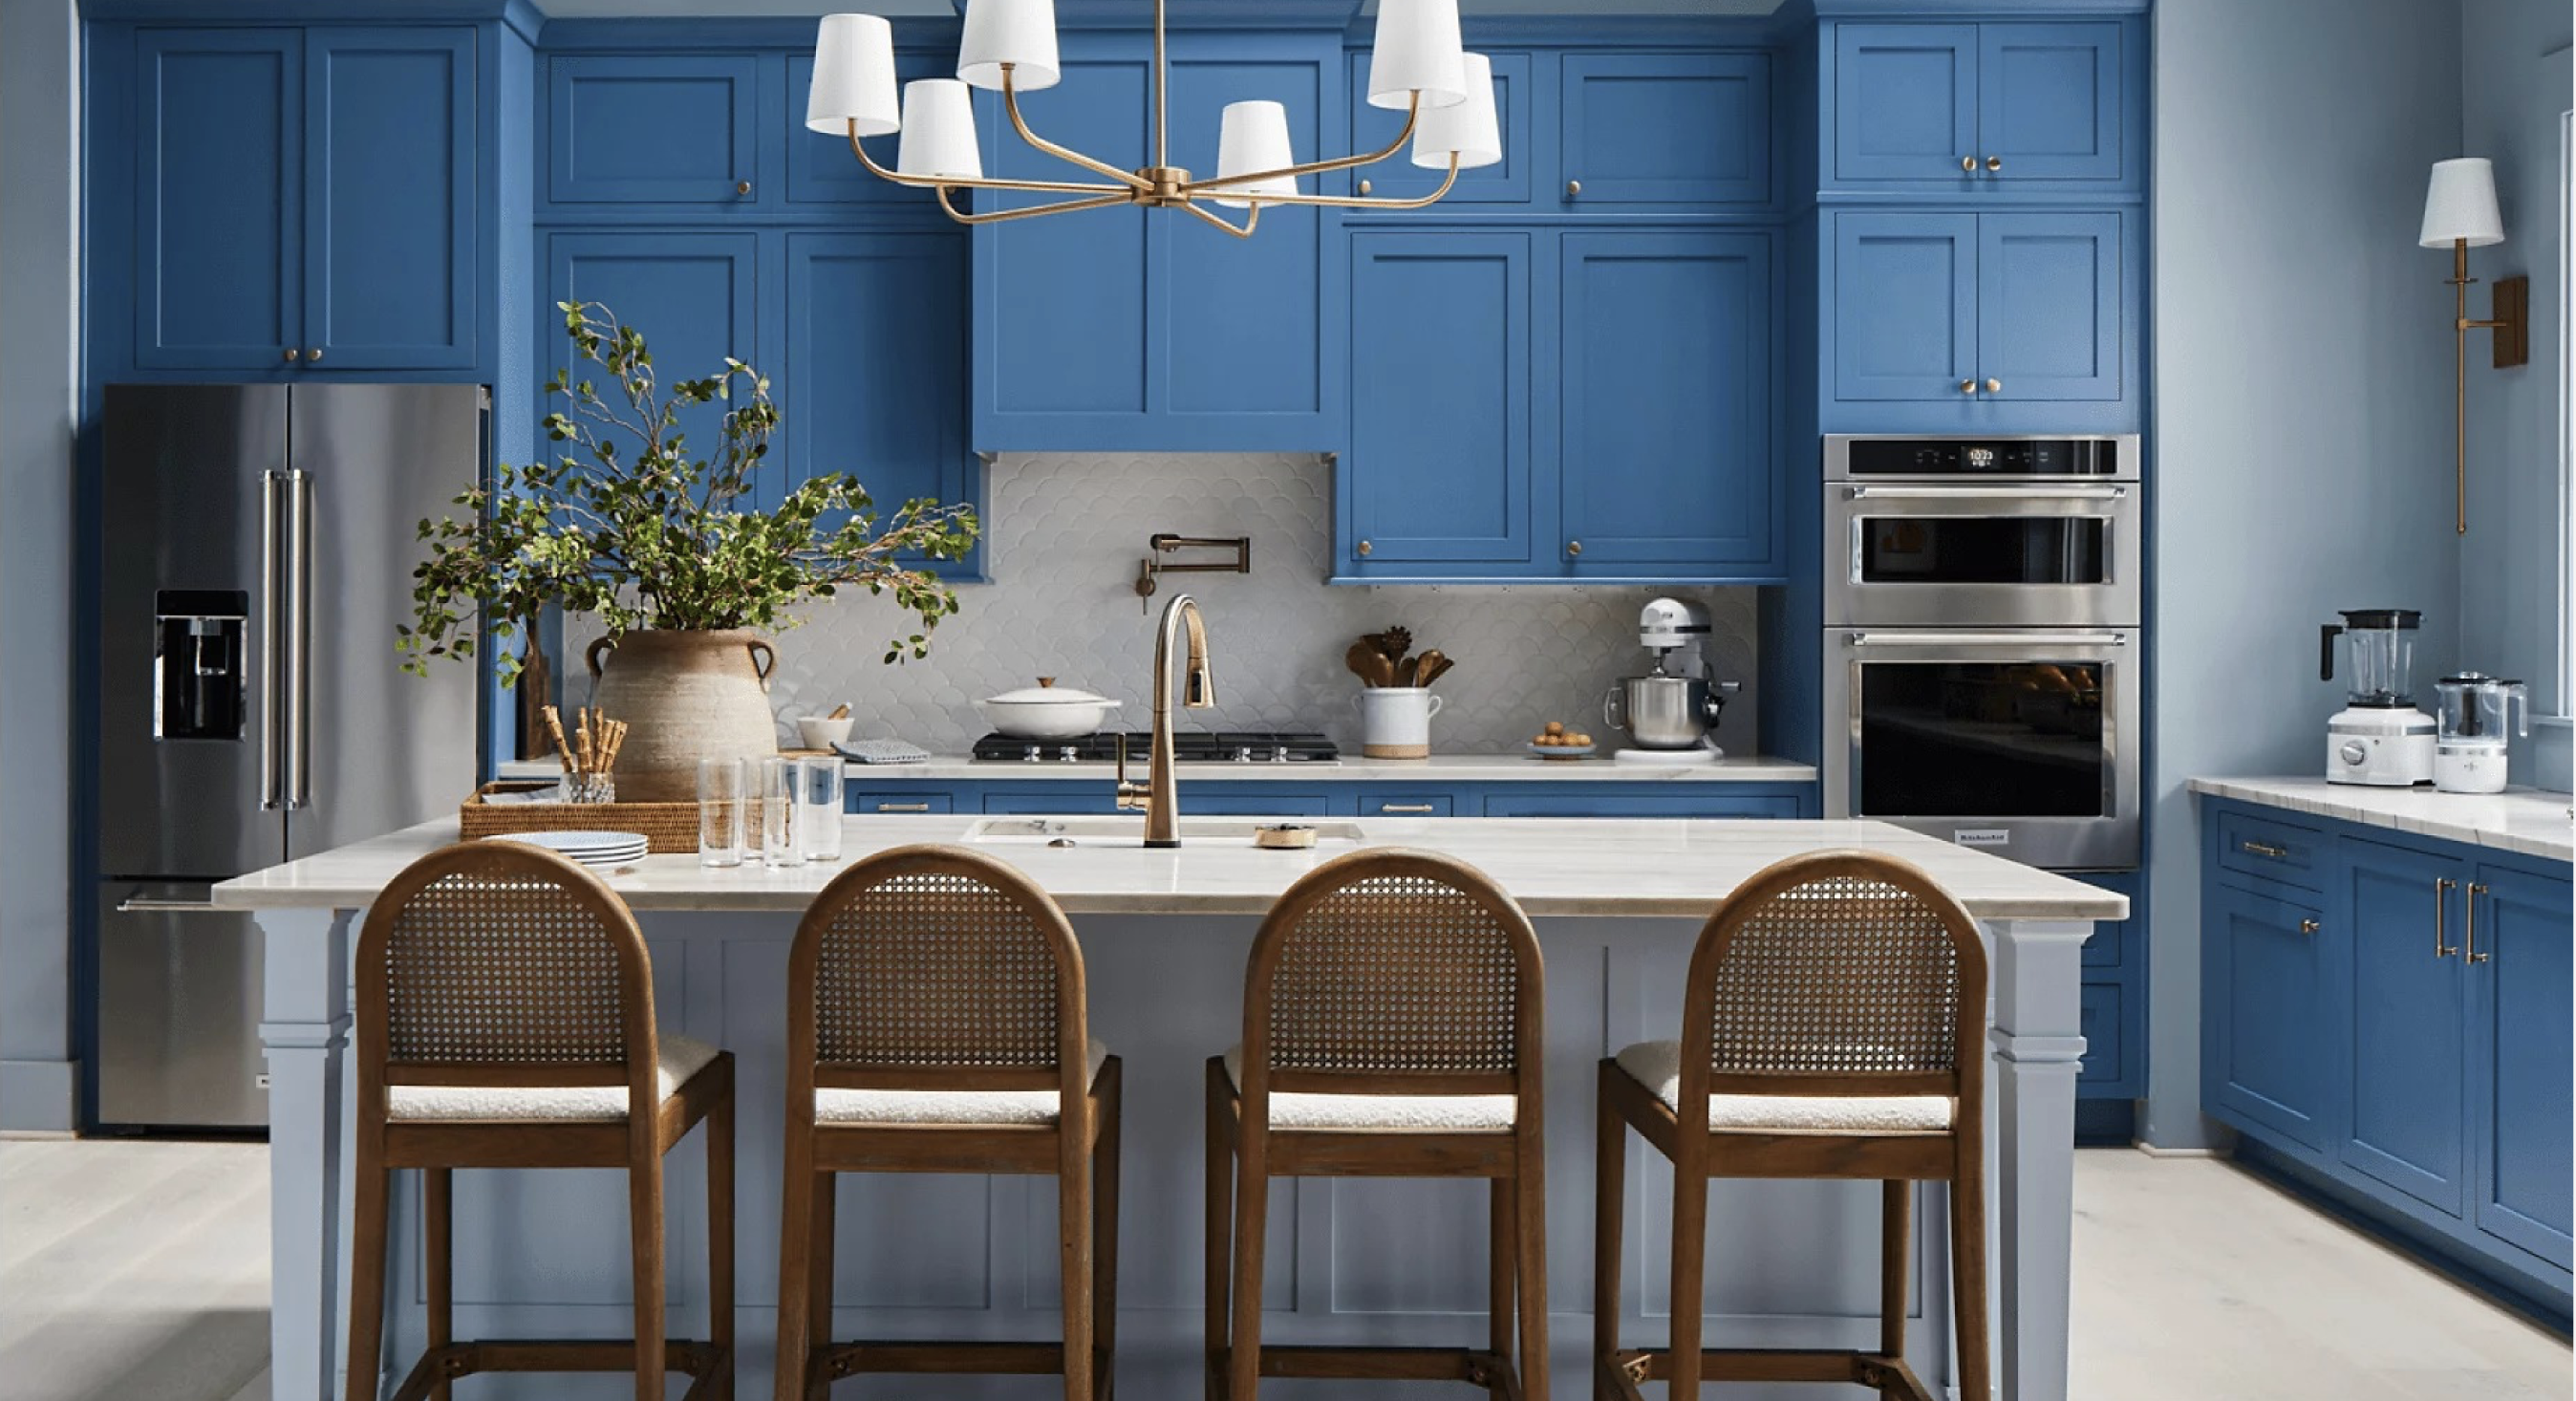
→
(774, 844, 1123, 1401)
(1207, 848, 1548, 1401)
(1593, 850, 1989, 1401)
(346, 839, 736, 1401)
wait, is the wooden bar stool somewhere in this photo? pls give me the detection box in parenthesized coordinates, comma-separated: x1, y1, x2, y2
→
(1592, 850, 1988, 1401)
(774, 844, 1122, 1401)
(1207, 848, 1547, 1401)
(346, 840, 735, 1401)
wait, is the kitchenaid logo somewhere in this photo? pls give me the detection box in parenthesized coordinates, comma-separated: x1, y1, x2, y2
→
(1952, 829, 2011, 848)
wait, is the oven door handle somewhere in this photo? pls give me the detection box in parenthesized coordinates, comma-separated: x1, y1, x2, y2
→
(1842, 484, 2128, 502)
(1844, 630, 2130, 648)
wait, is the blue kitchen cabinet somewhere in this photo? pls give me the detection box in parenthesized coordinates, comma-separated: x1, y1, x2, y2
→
(133, 29, 305, 372)
(1830, 211, 1975, 401)
(1480, 792, 1799, 819)
(547, 54, 760, 207)
(546, 231, 759, 463)
(1978, 211, 2121, 401)
(1558, 231, 1774, 576)
(1831, 24, 1976, 184)
(1341, 230, 1533, 572)
(978, 788, 1334, 818)
(303, 28, 477, 371)
(1559, 53, 1770, 206)
(2470, 863, 2575, 1269)
(2204, 876, 2337, 1155)
(1343, 50, 1534, 205)
(2341, 837, 2471, 1217)
(2068, 869, 2144, 1099)
(1829, 21, 2129, 188)
(972, 34, 1339, 452)
(1978, 23, 2125, 183)
(785, 50, 953, 207)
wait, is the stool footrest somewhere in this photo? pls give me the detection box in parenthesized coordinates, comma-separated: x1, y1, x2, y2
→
(1225, 1345, 1521, 1396)
(818, 1339, 1112, 1380)
(1600, 1347, 1932, 1400)
(388, 1339, 728, 1401)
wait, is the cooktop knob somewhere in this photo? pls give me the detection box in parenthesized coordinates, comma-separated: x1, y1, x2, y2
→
(2339, 740, 2369, 766)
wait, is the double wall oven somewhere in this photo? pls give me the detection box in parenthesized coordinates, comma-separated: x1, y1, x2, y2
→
(1821, 435, 2143, 871)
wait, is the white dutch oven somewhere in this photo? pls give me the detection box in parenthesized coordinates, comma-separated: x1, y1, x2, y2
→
(976, 679, 1123, 740)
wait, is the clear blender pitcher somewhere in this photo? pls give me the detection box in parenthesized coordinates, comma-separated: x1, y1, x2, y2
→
(2433, 673, 2527, 794)
(2319, 609, 2424, 707)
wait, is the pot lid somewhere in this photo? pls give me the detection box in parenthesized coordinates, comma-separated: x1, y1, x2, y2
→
(2336, 608, 2423, 629)
(985, 678, 1118, 705)
(2438, 672, 2523, 687)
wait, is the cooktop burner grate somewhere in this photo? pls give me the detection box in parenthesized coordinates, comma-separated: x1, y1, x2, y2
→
(970, 730, 1340, 764)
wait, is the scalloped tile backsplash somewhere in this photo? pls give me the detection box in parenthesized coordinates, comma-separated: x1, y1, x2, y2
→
(570, 452, 1760, 756)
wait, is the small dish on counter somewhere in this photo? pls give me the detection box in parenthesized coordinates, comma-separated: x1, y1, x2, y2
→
(1526, 741, 1599, 762)
(796, 714, 857, 749)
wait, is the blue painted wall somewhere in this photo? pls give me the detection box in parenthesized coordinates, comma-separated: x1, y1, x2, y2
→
(2146, 0, 2467, 1150)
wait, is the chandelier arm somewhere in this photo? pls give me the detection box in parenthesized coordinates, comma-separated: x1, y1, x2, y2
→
(848, 123, 1129, 195)
(1191, 156, 1461, 210)
(1177, 198, 1259, 239)
(1182, 94, 1421, 196)
(1004, 69, 1154, 191)
(933, 185, 1135, 226)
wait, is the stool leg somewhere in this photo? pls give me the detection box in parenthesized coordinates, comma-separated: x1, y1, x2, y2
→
(424, 1168, 453, 1401)
(1202, 1060, 1231, 1401)
(709, 1079, 737, 1398)
(345, 1158, 391, 1401)
(1666, 1154, 1707, 1401)
(808, 1172, 837, 1401)
(629, 1153, 667, 1401)
(1879, 1180, 1909, 1364)
(772, 1123, 813, 1401)
(1093, 1061, 1124, 1400)
(1225, 1131, 1270, 1401)
(1058, 1148, 1095, 1401)
(1488, 1178, 1514, 1369)
(1592, 1078, 1623, 1401)
(1514, 1126, 1549, 1401)
(1948, 1140, 1992, 1401)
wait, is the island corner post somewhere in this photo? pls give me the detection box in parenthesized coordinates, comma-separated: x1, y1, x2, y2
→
(234, 822, 2112, 1401)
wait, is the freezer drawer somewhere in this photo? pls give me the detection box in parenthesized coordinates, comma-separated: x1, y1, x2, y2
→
(95, 883, 267, 1131)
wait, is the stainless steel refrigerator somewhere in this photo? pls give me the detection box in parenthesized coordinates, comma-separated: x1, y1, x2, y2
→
(95, 383, 486, 1131)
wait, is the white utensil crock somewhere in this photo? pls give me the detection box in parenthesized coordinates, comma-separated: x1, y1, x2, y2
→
(1355, 689, 1443, 759)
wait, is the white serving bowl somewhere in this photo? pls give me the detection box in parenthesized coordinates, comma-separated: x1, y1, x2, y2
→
(796, 715, 856, 749)
(976, 680, 1122, 740)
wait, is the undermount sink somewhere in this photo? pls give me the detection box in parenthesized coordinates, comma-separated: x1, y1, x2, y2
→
(963, 817, 1369, 850)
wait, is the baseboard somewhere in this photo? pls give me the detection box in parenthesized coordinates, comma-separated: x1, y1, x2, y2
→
(0, 1058, 79, 1133)
(2133, 1140, 2231, 1159)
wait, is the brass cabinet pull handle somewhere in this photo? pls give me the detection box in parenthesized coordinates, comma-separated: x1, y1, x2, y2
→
(1960, 379, 1977, 395)
(2239, 839, 2287, 859)
(1355, 539, 1373, 557)
(2300, 918, 2321, 937)
(1566, 539, 1583, 556)
(737, 180, 753, 195)
(875, 802, 931, 812)
(2466, 882, 2490, 963)
(1357, 178, 1372, 195)
(1986, 156, 2003, 172)
(1566, 179, 1580, 198)
(1985, 377, 2002, 393)
(284, 347, 301, 362)
(2436, 876, 2459, 958)
(1961, 155, 1976, 172)
(1381, 803, 1437, 814)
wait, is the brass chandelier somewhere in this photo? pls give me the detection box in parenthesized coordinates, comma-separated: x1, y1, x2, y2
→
(806, 0, 1502, 237)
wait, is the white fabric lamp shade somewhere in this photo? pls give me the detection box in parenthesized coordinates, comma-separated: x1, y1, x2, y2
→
(958, 0, 1060, 92)
(2419, 157, 2504, 248)
(806, 14, 900, 138)
(1366, 0, 1467, 111)
(1411, 52, 1501, 170)
(1213, 100, 1299, 208)
(896, 78, 984, 180)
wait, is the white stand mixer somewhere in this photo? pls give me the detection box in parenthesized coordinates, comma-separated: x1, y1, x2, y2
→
(1604, 598, 1740, 763)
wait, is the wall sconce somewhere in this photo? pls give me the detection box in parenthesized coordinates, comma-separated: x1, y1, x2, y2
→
(2420, 157, 2530, 534)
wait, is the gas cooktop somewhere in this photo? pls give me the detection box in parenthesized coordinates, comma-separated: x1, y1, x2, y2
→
(971, 730, 1340, 764)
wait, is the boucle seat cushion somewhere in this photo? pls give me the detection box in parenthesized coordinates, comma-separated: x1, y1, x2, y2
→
(1221, 1046, 1516, 1133)
(815, 1040, 1111, 1126)
(388, 1035, 721, 1122)
(1612, 1041, 1953, 1135)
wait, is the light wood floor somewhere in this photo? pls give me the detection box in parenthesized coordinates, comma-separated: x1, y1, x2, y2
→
(1, 1141, 2565, 1400)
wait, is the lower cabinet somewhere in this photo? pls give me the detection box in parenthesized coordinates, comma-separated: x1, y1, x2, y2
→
(2342, 838, 2470, 1215)
(1479, 791, 1799, 819)
(2204, 876, 2336, 1153)
(2471, 863, 2576, 1270)
(848, 780, 1820, 822)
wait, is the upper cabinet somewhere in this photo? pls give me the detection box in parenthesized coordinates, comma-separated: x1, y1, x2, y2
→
(1343, 50, 1535, 205)
(1560, 53, 1770, 207)
(123, 24, 483, 376)
(548, 54, 760, 207)
(1829, 20, 2134, 191)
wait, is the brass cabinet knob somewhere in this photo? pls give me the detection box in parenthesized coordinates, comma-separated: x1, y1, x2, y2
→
(1566, 179, 1580, 198)
(284, 348, 301, 362)
(1357, 178, 1372, 195)
(1961, 155, 1976, 172)
(1567, 539, 1583, 556)
(1985, 156, 2003, 172)
(1959, 379, 1976, 394)
(2300, 918, 2321, 936)
(308, 349, 323, 363)
(737, 180, 753, 195)
(1985, 377, 2001, 393)
(1355, 539, 1373, 557)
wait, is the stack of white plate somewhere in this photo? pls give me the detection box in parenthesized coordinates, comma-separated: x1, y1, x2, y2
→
(487, 830, 651, 867)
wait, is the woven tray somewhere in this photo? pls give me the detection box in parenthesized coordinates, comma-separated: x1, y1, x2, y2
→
(459, 781, 706, 854)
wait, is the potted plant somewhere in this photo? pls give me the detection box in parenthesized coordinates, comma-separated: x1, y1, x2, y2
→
(401, 302, 977, 800)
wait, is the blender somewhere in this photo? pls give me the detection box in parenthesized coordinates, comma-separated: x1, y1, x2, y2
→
(2433, 673, 2527, 794)
(1604, 597, 1740, 762)
(2319, 609, 2436, 787)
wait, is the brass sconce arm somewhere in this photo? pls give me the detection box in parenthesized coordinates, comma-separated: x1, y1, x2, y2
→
(2440, 237, 2532, 534)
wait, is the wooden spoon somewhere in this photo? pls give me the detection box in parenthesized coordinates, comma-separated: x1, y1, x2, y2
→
(1416, 651, 1453, 687)
(1345, 641, 1385, 687)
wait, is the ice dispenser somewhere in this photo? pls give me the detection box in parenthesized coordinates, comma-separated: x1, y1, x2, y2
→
(155, 590, 247, 741)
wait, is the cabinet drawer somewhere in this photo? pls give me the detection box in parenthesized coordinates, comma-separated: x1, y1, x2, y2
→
(549, 54, 759, 205)
(1363, 793, 1452, 818)
(1482, 792, 1799, 819)
(851, 792, 952, 815)
(2078, 981, 2123, 1086)
(2215, 808, 2326, 891)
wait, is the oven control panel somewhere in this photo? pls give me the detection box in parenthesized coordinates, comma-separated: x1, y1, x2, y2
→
(1831, 435, 2134, 479)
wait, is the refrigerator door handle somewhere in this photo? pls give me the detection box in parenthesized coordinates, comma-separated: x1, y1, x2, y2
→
(115, 895, 227, 914)
(285, 469, 314, 809)
(259, 469, 287, 809)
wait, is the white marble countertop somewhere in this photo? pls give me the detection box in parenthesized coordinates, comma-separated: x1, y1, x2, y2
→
(496, 752, 1818, 785)
(2188, 777, 2573, 864)
(212, 814, 2120, 920)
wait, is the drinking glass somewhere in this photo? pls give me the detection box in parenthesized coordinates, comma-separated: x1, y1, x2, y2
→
(797, 757, 844, 862)
(698, 757, 746, 868)
(762, 757, 806, 868)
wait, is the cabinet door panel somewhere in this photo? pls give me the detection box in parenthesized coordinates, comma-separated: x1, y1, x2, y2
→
(134, 29, 303, 370)
(1978, 22, 2122, 183)
(1831, 212, 1976, 401)
(305, 28, 476, 370)
(1977, 212, 2120, 401)
(1832, 24, 1976, 184)
(1346, 50, 1532, 204)
(2204, 881, 2334, 1153)
(1559, 232, 1771, 571)
(1561, 53, 1769, 205)
(1480, 792, 1799, 819)
(782, 233, 973, 540)
(549, 54, 757, 205)
(2341, 839, 2469, 1217)
(785, 50, 946, 205)
(1345, 232, 1531, 566)
(2472, 865, 2574, 1267)
(547, 233, 759, 465)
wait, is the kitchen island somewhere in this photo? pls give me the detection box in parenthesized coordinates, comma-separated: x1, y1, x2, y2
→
(217, 814, 2122, 1401)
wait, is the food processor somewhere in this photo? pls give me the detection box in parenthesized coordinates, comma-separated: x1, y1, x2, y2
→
(2319, 609, 2435, 787)
(1604, 597, 1740, 763)
(2433, 673, 2527, 794)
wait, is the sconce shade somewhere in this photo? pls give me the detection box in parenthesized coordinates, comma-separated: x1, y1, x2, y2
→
(806, 14, 901, 138)
(2420, 157, 2504, 248)
(1213, 100, 1299, 208)
(958, 0, 1061, 92)
(896, 78, 984, 180)
(1411, 52, 1501, 170)
(1366, 0, 1467, 111)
